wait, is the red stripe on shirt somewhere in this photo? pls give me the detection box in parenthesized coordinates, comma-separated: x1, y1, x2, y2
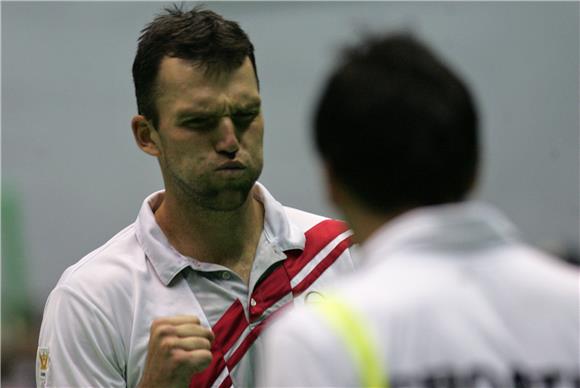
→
(189, 219, 351, 387)
(225, 318, 271, 371)
(210, 299, 248, 353)
(248, 220, 349, 322)
(224, 302, 292, 371)
(284, 219, 349, 278)
(189, 300, 248, 388)
(247, 264, 292, 322)
(223, 237, 353, 372)
(218, 375, 233, 388)
(292, 235, 352, 296)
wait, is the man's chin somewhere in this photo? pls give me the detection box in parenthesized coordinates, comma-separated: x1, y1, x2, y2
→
(199, 180, 257, 211)
(203, 192, 251, 212)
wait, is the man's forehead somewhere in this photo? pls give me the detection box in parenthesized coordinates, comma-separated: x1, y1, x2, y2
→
(155, 56, 259, 107)
(154, 61, 259, 116)
(157, 56, 255, 87)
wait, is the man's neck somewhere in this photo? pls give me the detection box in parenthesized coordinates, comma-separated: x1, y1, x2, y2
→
(154, 186, 264, 275)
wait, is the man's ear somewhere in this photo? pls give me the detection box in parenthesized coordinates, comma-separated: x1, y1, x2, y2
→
(131, 115, 161, 157)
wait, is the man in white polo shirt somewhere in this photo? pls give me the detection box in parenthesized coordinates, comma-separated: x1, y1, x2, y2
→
(36, 5, 355, 388)
(259, 34, 579, 387)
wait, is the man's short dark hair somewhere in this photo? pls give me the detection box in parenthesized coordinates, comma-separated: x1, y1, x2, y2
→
(314, 33, 479, 214)
(132, 4, 258, 128)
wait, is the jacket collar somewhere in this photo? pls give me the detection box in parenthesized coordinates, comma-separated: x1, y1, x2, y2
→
(360, 201, 521, 268)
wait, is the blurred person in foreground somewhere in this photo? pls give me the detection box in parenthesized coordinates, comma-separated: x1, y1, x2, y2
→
(259, 33, 579, 387)
(36, 5, 355, 388)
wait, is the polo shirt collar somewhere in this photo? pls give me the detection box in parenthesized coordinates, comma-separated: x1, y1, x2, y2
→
(134, 182, 306, 286)
(253, 182, 306, 252)
(134, 190, 191, 286)
(360, 201, 521, 268)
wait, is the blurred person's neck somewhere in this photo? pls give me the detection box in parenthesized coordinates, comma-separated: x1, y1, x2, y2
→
(339, 202, 407, 245)
(324, 166, 407, 245)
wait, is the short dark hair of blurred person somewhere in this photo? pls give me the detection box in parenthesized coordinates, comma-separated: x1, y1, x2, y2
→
(316, 33, 477, 227)
(259, 33, 579, 387)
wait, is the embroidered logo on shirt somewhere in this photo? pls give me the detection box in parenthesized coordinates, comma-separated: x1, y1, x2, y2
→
(305, 290, 325, 304)
(37, 347, 49, 386)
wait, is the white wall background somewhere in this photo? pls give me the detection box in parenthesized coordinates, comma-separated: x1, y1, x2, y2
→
(2, 1, 578, 312)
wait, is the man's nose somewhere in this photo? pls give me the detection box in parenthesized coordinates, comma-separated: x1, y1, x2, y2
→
(215, 117, 240, 157)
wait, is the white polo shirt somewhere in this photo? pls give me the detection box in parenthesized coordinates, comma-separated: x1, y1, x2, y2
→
(36, 183, 355, 388)
(259, 202, 580, 387)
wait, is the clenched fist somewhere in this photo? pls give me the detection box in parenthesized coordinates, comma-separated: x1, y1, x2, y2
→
(138, 315, 215, 388)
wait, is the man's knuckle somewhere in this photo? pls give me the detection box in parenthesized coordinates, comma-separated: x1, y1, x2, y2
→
(198, 338, 212, 350)
(157, 324, 175, 338)
(190, 351, 213, 372)
(198, 350, 213, 366)
(160, 337, 175, 351)
(171, 350, 186, 364)
(149, 319, 161, 333)
(193, 327, 211, 339)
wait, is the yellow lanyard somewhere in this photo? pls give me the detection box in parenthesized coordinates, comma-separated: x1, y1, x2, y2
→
(315, 296, 389, 388)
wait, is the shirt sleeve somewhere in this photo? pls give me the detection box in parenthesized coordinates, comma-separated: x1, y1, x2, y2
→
(37, 285, 126, 388)
(257, 307, 357, 387)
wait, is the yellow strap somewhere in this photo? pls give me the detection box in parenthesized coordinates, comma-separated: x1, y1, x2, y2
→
(315, 296, 389, 388)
